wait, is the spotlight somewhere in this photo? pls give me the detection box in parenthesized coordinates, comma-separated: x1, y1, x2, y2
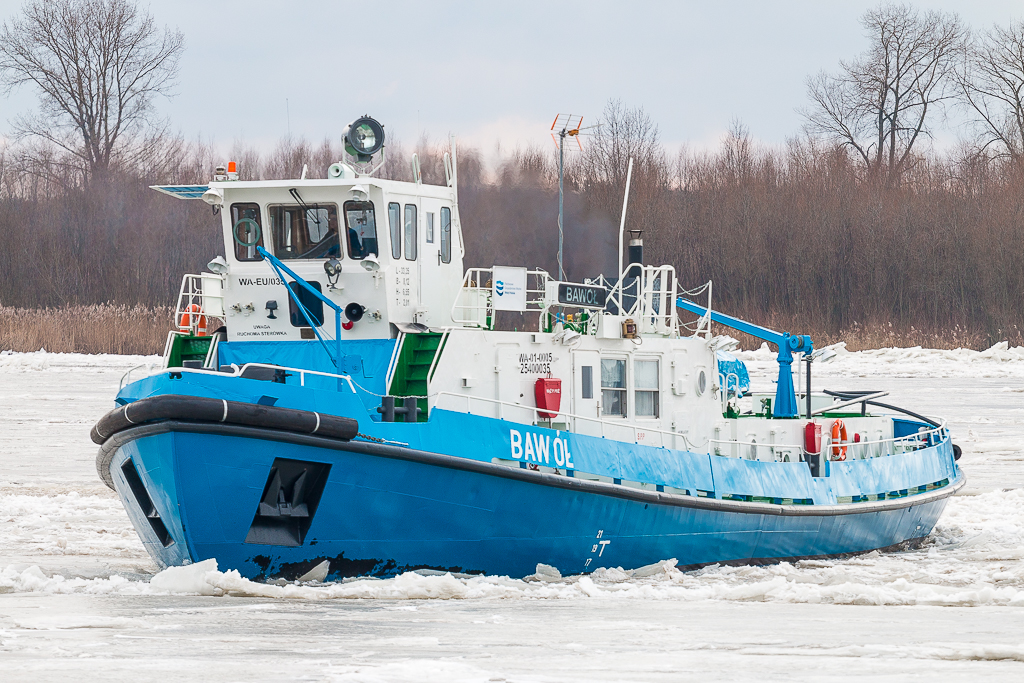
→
(342, 116, 385, 161)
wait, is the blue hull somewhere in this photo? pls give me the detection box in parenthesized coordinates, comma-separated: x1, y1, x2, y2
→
(102, 419, 960, 581)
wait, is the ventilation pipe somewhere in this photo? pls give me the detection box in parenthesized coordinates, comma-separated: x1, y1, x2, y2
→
(628, 229, 643, 279)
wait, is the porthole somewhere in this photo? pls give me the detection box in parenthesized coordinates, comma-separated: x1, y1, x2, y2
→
(696, 369, 707, 396)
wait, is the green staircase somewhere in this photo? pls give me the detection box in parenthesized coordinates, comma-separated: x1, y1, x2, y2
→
(167, 334, 215, 368)
(388, 333, 446, 422)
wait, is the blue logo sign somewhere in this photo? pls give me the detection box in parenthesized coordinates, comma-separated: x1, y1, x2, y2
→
(495, 280, 505, 295)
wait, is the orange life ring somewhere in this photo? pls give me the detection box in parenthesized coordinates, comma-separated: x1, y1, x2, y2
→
(178, 303, 208, 336)
(831, 419, 848, 461)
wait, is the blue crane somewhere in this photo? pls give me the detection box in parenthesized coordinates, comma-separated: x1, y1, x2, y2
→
(676, 298, 812, 418)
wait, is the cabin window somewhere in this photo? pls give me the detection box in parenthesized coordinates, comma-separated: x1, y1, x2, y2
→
(634, 359, 660, 418)
(404, 204, 417, 260)
(440, 207, 452, 264)
(601, 358, 626, 417)
(344, 201, 378, 260)
(426, 212, 435, 243)
(269, 204, 340, 260)
(388, 202, 401, 259)
(230, 203, 264, 261)
(581, 365, 593, 399)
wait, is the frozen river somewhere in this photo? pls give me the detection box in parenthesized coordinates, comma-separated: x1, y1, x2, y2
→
(2, 346, 1024, 681)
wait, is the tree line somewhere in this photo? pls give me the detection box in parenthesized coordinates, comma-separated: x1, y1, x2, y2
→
(2, 1, 1024, 345)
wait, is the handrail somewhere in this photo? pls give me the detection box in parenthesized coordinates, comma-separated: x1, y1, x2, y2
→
(237, 362, 357, 393)
(384, 330, 405, 391)
(175, 274, 225, 331)
(719, 371, 740, 413)
(427, 328, 451, 382)
(604, 263, 678, 336)
(433, 390, 700, 450)
(433, 390, 948, 461)
(450, 267, 553, 328)
(810, 391, 889, 416)
(119, 361, 357, 394)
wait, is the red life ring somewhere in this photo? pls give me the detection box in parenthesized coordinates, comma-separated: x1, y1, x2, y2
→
(178, 304, 208, 336)
(831, 419, 848, 461)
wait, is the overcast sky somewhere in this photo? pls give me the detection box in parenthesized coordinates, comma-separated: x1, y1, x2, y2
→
(1, 0, 1022, 156)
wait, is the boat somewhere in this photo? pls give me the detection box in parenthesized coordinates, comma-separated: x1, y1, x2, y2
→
(91, 116, 964, 581)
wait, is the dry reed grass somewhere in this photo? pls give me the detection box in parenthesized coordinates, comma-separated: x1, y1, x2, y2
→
(721, 316, 1020, 353)
(1, 305, 1016, 356)
(0, 304, 174, 355)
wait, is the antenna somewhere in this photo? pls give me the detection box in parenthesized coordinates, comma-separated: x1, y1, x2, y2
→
(550, 114, 585, 282)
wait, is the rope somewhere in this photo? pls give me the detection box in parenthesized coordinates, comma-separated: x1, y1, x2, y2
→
(355, 432, 409, 447)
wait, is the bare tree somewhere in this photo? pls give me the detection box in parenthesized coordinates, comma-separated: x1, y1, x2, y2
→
(0, 0, 184, 180)
(803, 4, 967, 181)
(959, 21, 1024, 162)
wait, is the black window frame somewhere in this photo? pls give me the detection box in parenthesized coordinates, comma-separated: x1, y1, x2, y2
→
(343, 200, 379, 260)
(388, 202, 401, 259)
(230, 202, 264, 262)
(268, 203, 341, 260)
(404, 204, 417, 261)
(440, 206, 452, 264)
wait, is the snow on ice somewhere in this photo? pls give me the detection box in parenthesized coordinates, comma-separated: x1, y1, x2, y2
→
(3, 347, 1024, 681)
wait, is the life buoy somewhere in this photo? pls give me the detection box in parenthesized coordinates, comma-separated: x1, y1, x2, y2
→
(831, 419, 848, 461)
(178, 304, 208, 336)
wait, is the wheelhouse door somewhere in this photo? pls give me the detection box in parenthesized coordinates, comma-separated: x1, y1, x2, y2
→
(418, 197, 442, 325)
(571, 349, 601, 437)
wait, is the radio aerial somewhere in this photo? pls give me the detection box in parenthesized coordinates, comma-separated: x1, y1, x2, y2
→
(550, 114, 589, 282)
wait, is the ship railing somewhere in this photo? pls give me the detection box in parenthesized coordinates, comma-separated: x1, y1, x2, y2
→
(450, 267, 553, 329)
(120, 361, 357, 393)
(120, 362, 161, 390)
(719, 371, 740, 412)
(710, 419, 947, 462)
(433, 390, 948, 462)
(433, 391, 701, 451)
(234, 362, 358, 392)
(175, 273, 225, 335)
(677, 280, 713, 339)
(605, 264, 679, 337)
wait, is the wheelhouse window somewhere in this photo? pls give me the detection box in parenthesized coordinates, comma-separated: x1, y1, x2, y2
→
(230, 203, 264, 262)
(634, 359, 660, 418)
(440, 207, 452, 264)
(344, 201, 378, 260)
(269, 204, 340, 260)
(388, 202, 401, 259)
(601, 358, 626, 417)
(426, 212, 435, 243)
(404, 204, 417, 260)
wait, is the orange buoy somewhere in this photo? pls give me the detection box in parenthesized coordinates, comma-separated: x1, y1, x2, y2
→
(178, 303, 208, 336)
(831, 419, 848, 461)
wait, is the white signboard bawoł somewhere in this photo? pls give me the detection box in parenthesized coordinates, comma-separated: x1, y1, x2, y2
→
(492, 266, 528, 312)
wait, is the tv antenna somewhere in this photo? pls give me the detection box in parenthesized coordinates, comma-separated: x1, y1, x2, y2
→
(550, 114, 587, 282)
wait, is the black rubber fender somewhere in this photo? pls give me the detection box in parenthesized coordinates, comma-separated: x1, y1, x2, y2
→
(90, 394, 358, 445)
(952, 443, 962, 461)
